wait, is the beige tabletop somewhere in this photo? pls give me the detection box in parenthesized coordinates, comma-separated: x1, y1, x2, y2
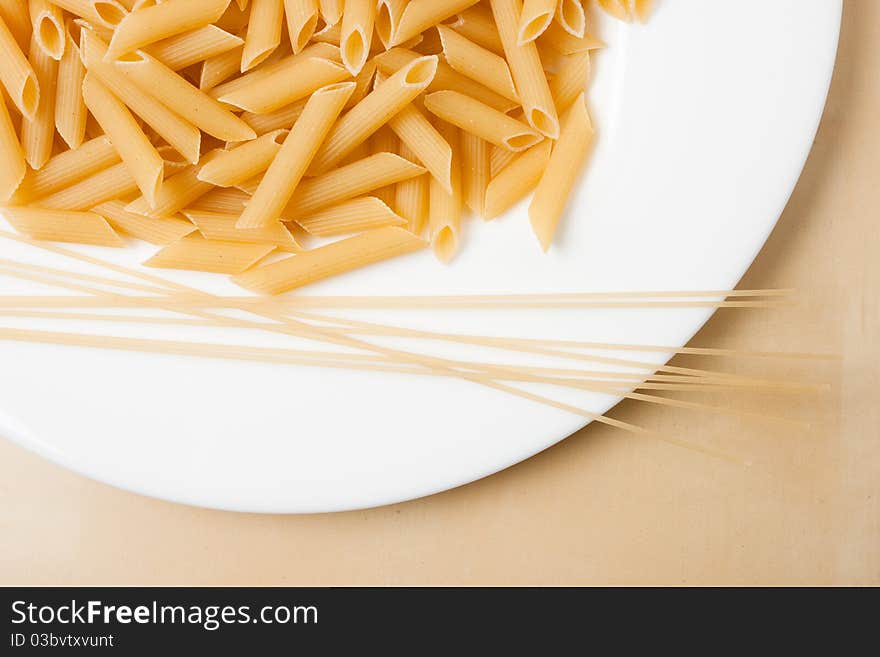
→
(2, 2, 877, 587)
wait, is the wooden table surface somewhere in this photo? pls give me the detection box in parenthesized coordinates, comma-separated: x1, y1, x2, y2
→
(1, 2, 877, 586)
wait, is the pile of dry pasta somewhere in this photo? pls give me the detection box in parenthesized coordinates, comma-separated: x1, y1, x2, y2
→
(0, 0, 651, 295)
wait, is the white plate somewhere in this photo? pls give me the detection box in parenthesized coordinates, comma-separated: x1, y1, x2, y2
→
(0, 0, 841, 513)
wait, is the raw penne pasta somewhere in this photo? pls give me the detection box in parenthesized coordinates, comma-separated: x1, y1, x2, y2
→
(284, 152, 425, 218)
(183, 209, 301, 250)
(241, 98, 306, 135)
(339, 0, 373, 74)
(80, 31, 202, 164)
(424, 90, 541, 152)
(294, 196, 405, 236)
(491, 0, 559, 138)
(394, 143, 428, 235)
(374, 47, 517, 114)
(309, 55, 437, 173)
(216, 55, 348, 113)
(556, 0, 586, 38)
(428, 121, 462, 263)
(376, 0, 406, 48)
(518, 0, 556, 44)
(54, 27, 87, 148)
(311, 18, 339, 45)
(242, 0, 283, 71)
(92, 199, 197, 244)
(156, 144, 194, 175)
(0, 98, 26, 200)
(0, 13, 39, 119)
(484, 138, 550, 219)
(317, 0, 342, 27)
(489, 142, 517, 177)
(146, 25, 243, 71)
(199, 46, 243, 90)
(436, 25, 518, 102)
(346, 57, 375, 107)
(237, 81, 353, 228)
(197, 129, 286, 187)
(35, 161, 139, 209)
(144, 233, 275, 274)
(82, 73, 164, 205)
(387, 101, 452, 194)
(596, 0, 630, 21)
(3, 206, 123, 246)
(51, 0, 127, 30)
(368, 125, 398, 207)
(448, 3, 503, 54)
(460, 131, 489, 217)
(233, 226, 426, 294)
(187, 186, 250, 214)
(537, 20, 603, 54)
(19, 135, 119, 199)
(391, 0, 480, 46)
(113, 50, 256, 142)
(125, 152, 219, 217)
(21, 36, 58, 169)
(283, 0, 319, 53)
(529, 95, 592, 250)
(106, 0, 229, 58)
(0, 0, 31, 51)
(29, 0, 66, 60)
(549, 50, 589, 113)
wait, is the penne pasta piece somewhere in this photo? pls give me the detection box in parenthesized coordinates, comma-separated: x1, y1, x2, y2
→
(368, 125, 398, 207)
(428, 121, 462, 263)
(183, 209, 301, 250)
(518, 0, 556, 44)
(529, 94, 592, 250)
(19, 135, 118, 199)
(436, 25, 518, 102)
(283, 152, 425, 218)
(113, 50, 256, 142)
(448, 3, 503, 54)
(491, 0, 559, 138)
(394, 143, 428, 235)
(0, 98, 26, 200)
(537, 20, 603, 54)
(549, 50, 589, 113)
(51, 0, 128, 30)
(283, 0, 319, 53)
(311, 18, 340, 45)
(216, 0, 250, 32)
(233, 226, 426, 294)
(340, 0, 373, 74)
(460, 131, 489, 216)
(197, 129, 287, 187)
(55, 26, 88, 148)
(346, 57, 375, 107)
(209, 41, 338, 96)
(309, 55, 438, 174)
(35, 161, 139, 209)
(0, 14, 39, 119)
(489, 142, 516, 177)
(597, 0, 630, 21)
(317, 0, 342, 27)
(146, 25, 243, 71)
(376, 0, 406, 49)
(125, 152, 220, 217)
(144, 233, 275, 274)
(242, 0, 283, 71)
(294, 196, 406, 236)
(0, 0, 31, 51)
(106, 0, 229, 59)
(391, 0, 480, 47)
(80, 31, 202, 164)
(156, 144, 192, 175)
(3, 206, 124, 246)
(199, 46, 243, 91)
(241, 98, 306, 135)
(556, 0, 586, 38)
(92, 199, 197, 244)
(387, 101, 453, 194)
(216, 55, 348, 113)
(21, 36, 58, 169)
(28, 0, 66, 60)
(484, 138, 550, 219)
(374, 47, 517, 114)
(424, 90, 541, 152)
(187, 186, 250, 214)
(237, 81, 353, 228)
(82, 73, 164, 206)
